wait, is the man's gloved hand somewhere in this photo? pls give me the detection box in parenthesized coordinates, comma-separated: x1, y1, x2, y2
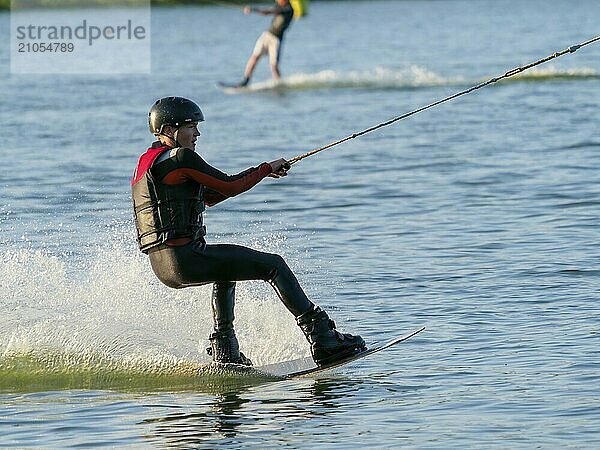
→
(268, 158, 291, 178)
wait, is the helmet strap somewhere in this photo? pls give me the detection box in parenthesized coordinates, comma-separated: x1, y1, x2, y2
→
(173, 127, 181, 147)
(156, 126, 179, 148)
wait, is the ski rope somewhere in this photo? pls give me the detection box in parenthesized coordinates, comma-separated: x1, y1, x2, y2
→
(288, 35, 600, 165)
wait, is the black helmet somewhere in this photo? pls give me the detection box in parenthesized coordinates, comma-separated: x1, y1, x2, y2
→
(149, 96, 204, 135)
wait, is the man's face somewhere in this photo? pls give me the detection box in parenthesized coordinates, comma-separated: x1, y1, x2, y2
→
(175, 122, 200, 150)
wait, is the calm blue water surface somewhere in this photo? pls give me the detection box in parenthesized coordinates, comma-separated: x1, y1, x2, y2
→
(1, 0, 599, 448)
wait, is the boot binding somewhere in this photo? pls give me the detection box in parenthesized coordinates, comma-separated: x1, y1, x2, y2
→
(207, 329, 253, 366)
(296, 306, 367, 366)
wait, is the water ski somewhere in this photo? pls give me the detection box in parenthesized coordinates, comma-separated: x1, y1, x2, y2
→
(217, 80, 246, 89)
(216, 81, 254, 95)
(217, 80, 288, 94)
(256, 326, 425, 378)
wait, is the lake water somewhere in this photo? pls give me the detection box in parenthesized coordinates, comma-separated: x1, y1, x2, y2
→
(1, 0, 599, 447)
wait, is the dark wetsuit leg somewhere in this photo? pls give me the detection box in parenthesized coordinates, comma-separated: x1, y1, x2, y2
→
(148, 242, 314, 317)
(212, 281, 236, 332)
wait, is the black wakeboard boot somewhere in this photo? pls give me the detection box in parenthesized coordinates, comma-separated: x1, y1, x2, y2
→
(207, 328, 252, 366)
(296, 306, 366, 367)
(230, 77, 249, 88)
(206, 281, 252, 366)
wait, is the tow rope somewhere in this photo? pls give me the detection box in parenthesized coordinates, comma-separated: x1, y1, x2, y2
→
(288, 35, 600, 165)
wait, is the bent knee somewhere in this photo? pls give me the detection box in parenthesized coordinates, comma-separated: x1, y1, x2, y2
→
(265, 253, 289, 279)
(269, 253, 286, 267)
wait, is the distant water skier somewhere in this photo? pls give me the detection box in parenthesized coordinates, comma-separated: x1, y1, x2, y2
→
(131, 96, 366, 366)
(226, 0, 294, 88)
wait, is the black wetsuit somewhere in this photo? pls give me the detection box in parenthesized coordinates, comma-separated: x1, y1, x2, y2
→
(268, 4, 294, 40)
(131, 143, 314, 331)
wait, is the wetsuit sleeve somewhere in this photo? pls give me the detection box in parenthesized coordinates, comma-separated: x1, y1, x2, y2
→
(255, 5, 281, 14)
(153, 147, 273, 206)
(204, 187, 228, 206)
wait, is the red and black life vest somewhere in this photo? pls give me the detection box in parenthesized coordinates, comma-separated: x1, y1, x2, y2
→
(131, 145, 206, 253)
